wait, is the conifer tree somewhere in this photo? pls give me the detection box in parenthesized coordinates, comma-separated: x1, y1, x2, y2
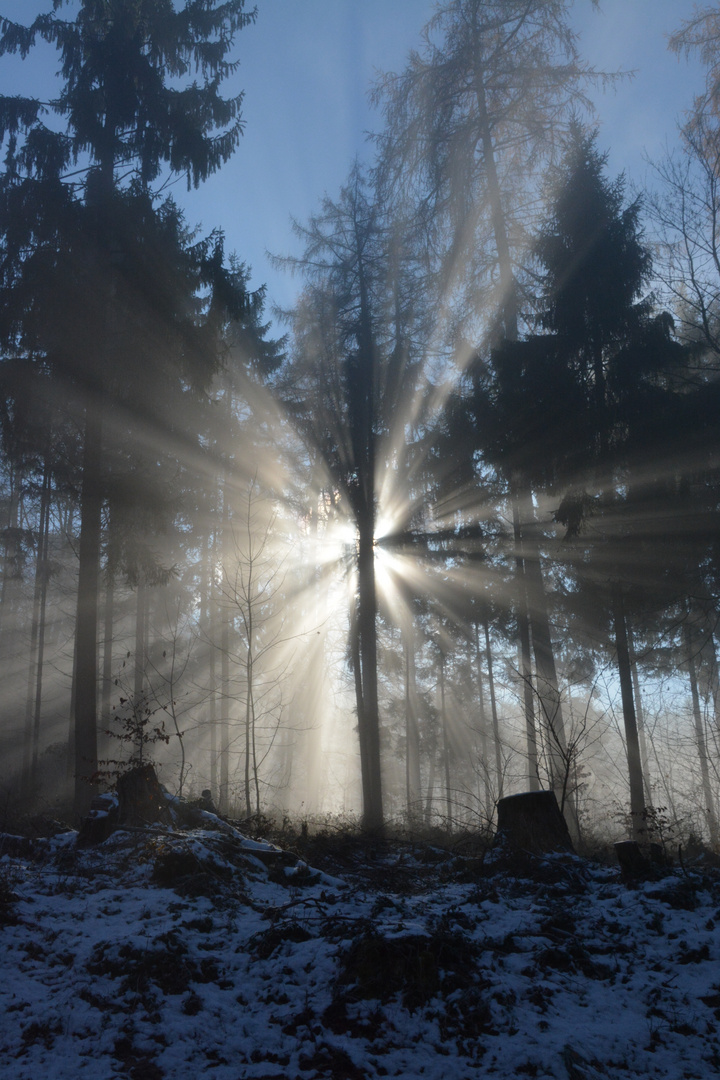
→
(0, 0, 255, 814)
(374, 2, 612, 805)
(527, 126, 688, 838)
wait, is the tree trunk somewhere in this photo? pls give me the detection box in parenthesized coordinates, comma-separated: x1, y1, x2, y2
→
(73, 409, 102, 816)
(0, 472, 20, 634)
(612, 584, 646, 840)
(244, 636, 253, 819)
(627, 622, 653, 808)
(522, 514, 567, 792)
(473, 622, 492, 819)
(349, 585, 367, 808)
(67, 626, 78, 785)
(403, 622, 421, 823)
(98, 568, 115, 771)
(30, 469, 51, 786)
(513, 496, 539, 790)
(484, 618, 503, 800)
(699, 614, 720, 740)
(353, 244, 383, 833)
(438, 649, 452, 829)
(133, 576, 146, 704)
(22, 462, 50, 794)
(220, 602, 230, 815)
(208, 530, 218, 801)
(299, 499, 325, 815)
(685, 621, 719, 848)
(357, 513, 383, 831)
(424, 750, 436, 827)
(220, 478, 230, 816)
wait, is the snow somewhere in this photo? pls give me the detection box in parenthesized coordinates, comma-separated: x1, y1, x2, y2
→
(1, 826, 719, 1079)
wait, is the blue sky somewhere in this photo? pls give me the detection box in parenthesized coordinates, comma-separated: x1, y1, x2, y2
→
(0, 1, 707, 323)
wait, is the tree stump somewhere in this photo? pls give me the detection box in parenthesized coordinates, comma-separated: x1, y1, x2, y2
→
(116, 764, 173, 827)
(614, 840, 666, 879)
(77, 793, 119, 846)
(494, 790, 575, 855)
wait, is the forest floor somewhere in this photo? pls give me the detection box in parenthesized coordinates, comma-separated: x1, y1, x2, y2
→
(1, 815, 719, 1080)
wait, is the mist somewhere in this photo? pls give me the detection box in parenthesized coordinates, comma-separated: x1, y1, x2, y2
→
(0, 1, 718, 857)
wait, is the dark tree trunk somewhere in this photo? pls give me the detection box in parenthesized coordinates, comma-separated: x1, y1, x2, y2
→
(424, 750, 436, 827)
(627, 622, 653, 808)
(23, 461, 50, 794)
(523, 516, 568, 794)
(438, 649, 452, 829)
(473, 622, 492, 818)
(352, 248, 383, 833)
(349, 587, 368, 806)
(612, 584, 646, 840)
(357, 513, 383, 831)
(30, 469, 51, 784)
(208, 530, 218, 800)
(73, 410, 102, 816)
(133, 576, 146, 703)
(484, 618, 503, 800)
(685, 622, 719, 848)
(403, 624, 421, 823)
(99, 571, 115, 767)
(220, 594, 230, 815)
(513, 496, 539, 790)
(295, 500, 322, 814)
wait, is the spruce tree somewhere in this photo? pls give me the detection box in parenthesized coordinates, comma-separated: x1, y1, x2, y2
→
(0, 0, 255, 814)
(529, 126, 688, 838)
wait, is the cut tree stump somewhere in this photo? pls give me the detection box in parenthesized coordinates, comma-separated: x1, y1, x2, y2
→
(614, 840, 666, 879)
(494, 790, 575, 855)
(116, 764, 173, 827)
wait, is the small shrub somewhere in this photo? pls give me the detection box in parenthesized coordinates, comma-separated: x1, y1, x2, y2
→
(151, 841, 235, 898)
(0, 864, 19, 925)
(182, 989, 203, 1015)
(87, 930, 221, 997)
(646, 877, 700, 911)
(21, 1019, 62, 1048)
(336, 929, 479, 1011)
(250, 920, 313, 960)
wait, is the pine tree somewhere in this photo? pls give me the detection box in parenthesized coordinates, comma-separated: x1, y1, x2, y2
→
(531, 126, 690, 838)
(0, 0, 255, 814)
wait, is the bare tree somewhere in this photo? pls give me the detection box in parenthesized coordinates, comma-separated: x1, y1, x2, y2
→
(220, 477, 299, 818)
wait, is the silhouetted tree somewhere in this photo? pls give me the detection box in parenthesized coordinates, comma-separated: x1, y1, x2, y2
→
(276, 165, 434, 830)
(0, 0, 255, 814)
(527, 126, 689, 837)
(374, 2, 613, 802)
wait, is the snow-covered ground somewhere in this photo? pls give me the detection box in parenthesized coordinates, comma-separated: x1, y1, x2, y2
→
(1, 822, 719, 1079)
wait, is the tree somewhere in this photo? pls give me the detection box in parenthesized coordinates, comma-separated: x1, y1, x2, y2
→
(0, 0, 255, 814)
(373, 0, 607, 343)
(529, 126, 691, 838)
(277, 170, 387, 831)
(668, 4, 720, 151)
(276, 164, 435, 830)
(647, 9, 720, 619)
(373, 2, 611, 809)
(219, 476, 296, 818)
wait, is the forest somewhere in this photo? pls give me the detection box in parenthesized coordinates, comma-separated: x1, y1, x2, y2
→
(0, 0, 719, 856)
